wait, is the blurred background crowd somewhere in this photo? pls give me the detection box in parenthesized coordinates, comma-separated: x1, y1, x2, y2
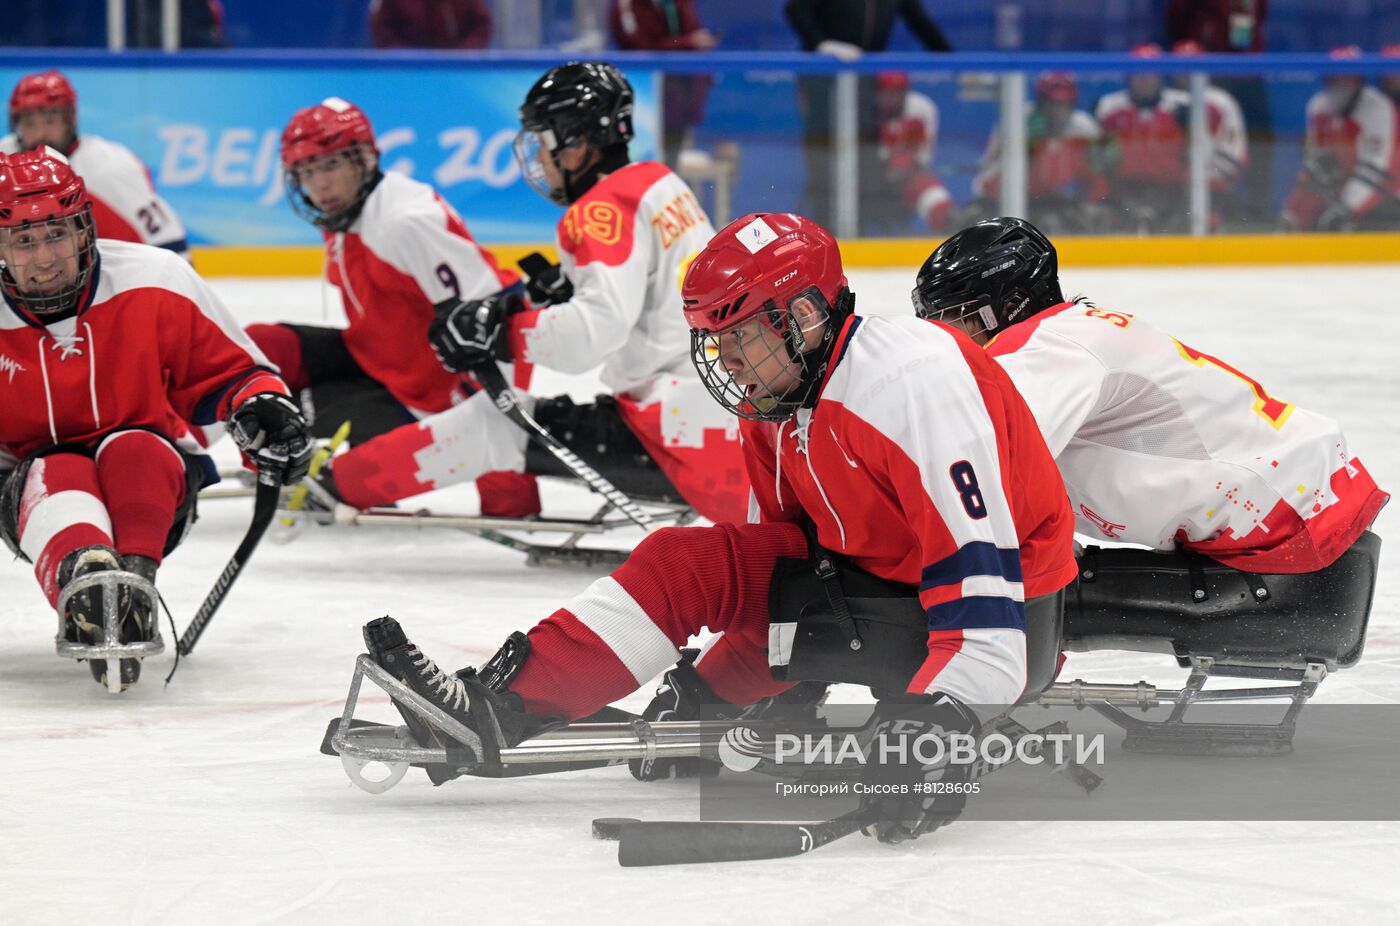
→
(4, 1, 1399, 237)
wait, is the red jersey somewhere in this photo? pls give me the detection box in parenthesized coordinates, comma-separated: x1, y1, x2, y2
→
(1095, 88, 1191, 185)
(745, 315, 1077, 707)
(324, 171, 518, 416)
(0, 240, 285, 472)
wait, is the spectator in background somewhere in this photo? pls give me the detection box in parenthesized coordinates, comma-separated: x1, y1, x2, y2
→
(974, 72, 1110, 234)
(862, 72, 951, 234)
(370, 0, 491, 50)
(1281, 47, 1400, 232)
(1166, 0, 1271, 226)
(610, 1, 717, 165)
(784, 0, 953, 229)
(1094, 43, 1192, 232)
(1171, 40, 1249, 226)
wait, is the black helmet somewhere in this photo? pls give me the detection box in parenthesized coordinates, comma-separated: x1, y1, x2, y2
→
(515, 62, 635, 205)
(911, 216, 1063, 340)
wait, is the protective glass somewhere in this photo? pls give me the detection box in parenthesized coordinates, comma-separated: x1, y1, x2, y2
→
(690, 286, 832, 422)
(513, 128, 558, 201)
(284, 144, 374, 232)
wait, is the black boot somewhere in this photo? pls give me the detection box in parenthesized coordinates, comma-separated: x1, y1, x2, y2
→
(363, 616, 541, 785)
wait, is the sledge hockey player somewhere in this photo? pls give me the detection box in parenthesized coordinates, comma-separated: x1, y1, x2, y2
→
(973, 72, 1109, 234)
(864, 71, 952, 233)
(245, 97, 539, 516)
(1094, 44, 1192, 232)
(913, 217, 1386, 620)
(300, 63, 748, 525)
(0, 148, 311, 690)
(1281, 47, 1400, 232)
(353, 211, 1078, 844)
(1169, 41, 1249, 206)
(2, 70, 189, 258)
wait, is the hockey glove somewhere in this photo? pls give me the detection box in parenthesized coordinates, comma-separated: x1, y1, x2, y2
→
(518, 252, 574, 307)
(860, 694, 981, 845)
(227, 392, 314, 484)
(428, 291, 523, 374)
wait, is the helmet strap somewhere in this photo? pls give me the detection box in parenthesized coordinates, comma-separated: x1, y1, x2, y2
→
(790, 287, 855, 411)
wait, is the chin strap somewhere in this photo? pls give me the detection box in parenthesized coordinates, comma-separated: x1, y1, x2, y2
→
(793, 288, 856, 412)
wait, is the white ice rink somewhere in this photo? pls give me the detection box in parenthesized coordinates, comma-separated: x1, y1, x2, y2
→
(4, 265, 1399, 924)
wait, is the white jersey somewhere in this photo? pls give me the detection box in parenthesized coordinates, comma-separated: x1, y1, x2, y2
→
(510, 160, 715, 397)
(1, 134, 188, 256)
(1302, 85, 1400, 215)
(1204, 84, 1248, 190)
(987, 301, 1386, 572)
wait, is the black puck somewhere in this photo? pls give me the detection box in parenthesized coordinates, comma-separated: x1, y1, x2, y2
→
(592, 817, 639, 840)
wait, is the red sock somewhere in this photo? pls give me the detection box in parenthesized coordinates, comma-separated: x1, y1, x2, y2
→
(477, 471, 541, 518)
(508, 522, 807, 719)
(246, 323, 308, 391)
(14, 453, 114, 606)
(95, 431, 187, 562)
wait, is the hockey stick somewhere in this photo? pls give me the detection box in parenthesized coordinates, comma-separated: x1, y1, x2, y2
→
(177, 469, 282, 656)
(617, 806, 876, 867)
(473, 363, 654, 531)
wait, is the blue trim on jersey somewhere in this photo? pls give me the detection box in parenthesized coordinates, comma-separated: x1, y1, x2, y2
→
(920, 541, 1023, 591)
(157, 238, 190, 255)
(192, 365, 279, 426)
(926, 596, 1026, 633)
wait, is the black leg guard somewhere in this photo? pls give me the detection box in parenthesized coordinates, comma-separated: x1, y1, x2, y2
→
(524, 394, 685, 504)
(1066, 531, 1381, 672)
(0, 456, 34, 559)
(766, 552, 1064, 704)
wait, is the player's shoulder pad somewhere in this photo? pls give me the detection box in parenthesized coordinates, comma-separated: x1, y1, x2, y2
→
(1094, 88, 1130, 116)
(93, 239, 208, 306)
(557, 161, 670, 267)
(827, 315, 971, 402)
(1066, 110, 1101, 137)
(72, 134, 148, 174)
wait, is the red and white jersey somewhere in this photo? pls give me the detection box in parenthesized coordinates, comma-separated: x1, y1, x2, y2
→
(1094, 88, 1191, 184)
(507, 161, 714, 397)
(987, 301, 1388, 573)
(879, 90, 938, 172)
(0, 240, 286, 473)
(325, 170, 519, 416)
(1302, 85, 1400, 215)
(745, 315, 1077, 708)
(1204, 84, 1248, 191)
(974, 109, 1103, 200)
(0, 134, 188, 256)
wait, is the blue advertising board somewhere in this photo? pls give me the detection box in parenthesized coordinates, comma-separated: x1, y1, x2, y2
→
(0, 63, 659, 246)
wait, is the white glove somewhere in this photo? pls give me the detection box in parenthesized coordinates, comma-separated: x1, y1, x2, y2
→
(817, 39, 863, 62)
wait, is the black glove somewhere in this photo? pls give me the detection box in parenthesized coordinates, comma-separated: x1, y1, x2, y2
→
(629, 653, 742, 781)
(518, 252, 574, 307)
(227, 392, 313, 484)
(860, 694, 981, 845)
(427, 291, 522, 374)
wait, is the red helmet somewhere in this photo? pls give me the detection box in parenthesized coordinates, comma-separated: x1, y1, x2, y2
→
(1171, 39, 1204, 56)
(1130, 42, 1163, 58)
(281, 97, 379, 231)
(0, 147, 97, 317)
(1383, 44, 1400, 57)
(9, 71, 77, 120)
(1034, 71, 1078, 104)
(280, 97, 376, 170)
(683, 213, 850, 421)
(875, 71, 911, 95)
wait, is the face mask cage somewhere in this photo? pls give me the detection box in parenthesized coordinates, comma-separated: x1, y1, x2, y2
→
(0, 209, 97, 317)
(284, 144, 377, 232)
(911, 282, 1000, 340)
(690, 286, 834, 422)
(514, 127, 569, 205)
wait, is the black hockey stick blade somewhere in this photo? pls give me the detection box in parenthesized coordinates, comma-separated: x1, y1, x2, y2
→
(177, 473, 281, 656)
(473, 363, 654, 531)
(617, 808, 873, 867)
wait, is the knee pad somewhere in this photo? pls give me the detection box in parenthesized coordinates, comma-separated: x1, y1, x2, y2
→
(0, 457, 35, 560)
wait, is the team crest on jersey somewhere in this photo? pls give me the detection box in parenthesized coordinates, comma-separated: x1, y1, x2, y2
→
(0, 352, 26, 384)
(563, 200, 624, 249)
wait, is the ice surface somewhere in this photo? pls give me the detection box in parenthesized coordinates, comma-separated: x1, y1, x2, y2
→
(4, 266, 1398, 923)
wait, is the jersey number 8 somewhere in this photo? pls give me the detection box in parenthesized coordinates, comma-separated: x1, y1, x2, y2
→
(949, 461, 987, 519)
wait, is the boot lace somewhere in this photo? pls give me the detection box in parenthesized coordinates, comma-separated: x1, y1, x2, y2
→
(410, 647, 470, 713)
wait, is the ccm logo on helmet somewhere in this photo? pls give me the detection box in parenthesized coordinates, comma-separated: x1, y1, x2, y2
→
(774, 269, 799, 288)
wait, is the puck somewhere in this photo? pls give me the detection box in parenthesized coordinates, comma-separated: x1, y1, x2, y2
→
(592, 817, 639, 841)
